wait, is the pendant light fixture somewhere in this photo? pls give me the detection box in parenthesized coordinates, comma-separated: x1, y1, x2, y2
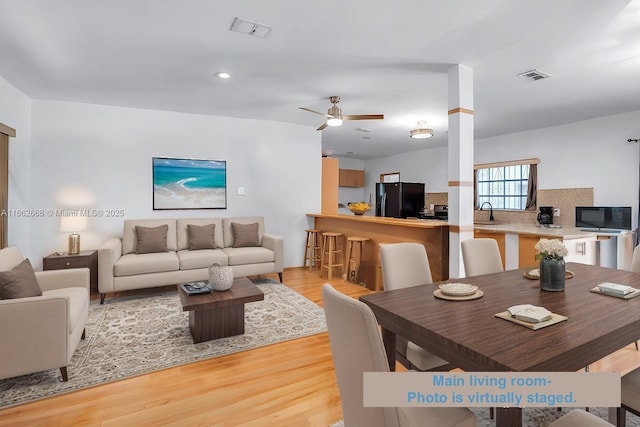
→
(409, 120, 433, 139)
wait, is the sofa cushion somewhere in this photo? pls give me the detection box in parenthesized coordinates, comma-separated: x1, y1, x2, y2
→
(0, 258, 42, 299)
(177, 249, 228, 270)
(114, 252, 179, 276)
(231, 222, 260, 247)
(187, 224, 216, 250)
(222, 247, 274, 266)
(43, 287, 88, 333)
(122, 219, 177, 255)
(222, 217, 264, 248)
(135, 225, 169, 254)
(177, 218, 224, 250)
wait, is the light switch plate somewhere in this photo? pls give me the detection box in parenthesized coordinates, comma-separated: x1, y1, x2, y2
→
(237, 186, 246, 195)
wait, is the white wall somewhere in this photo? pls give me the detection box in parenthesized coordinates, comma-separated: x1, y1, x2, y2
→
(28, 100, 321, 269)
(0, 77, 32, 254)
(362, 110, 640, 226)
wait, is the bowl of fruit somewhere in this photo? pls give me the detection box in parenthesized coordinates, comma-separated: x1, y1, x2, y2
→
(348, 202, 370, 215)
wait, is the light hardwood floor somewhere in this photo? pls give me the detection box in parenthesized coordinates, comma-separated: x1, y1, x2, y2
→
(1, 267, 639, 426)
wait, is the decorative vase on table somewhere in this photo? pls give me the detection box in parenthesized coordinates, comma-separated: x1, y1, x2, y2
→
(539, 258, 566, 291)
(535, 238, 568, 292)
(208, 262, 234, 291)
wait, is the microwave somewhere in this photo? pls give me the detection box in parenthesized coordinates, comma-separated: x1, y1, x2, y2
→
(575, 206, 632, 230)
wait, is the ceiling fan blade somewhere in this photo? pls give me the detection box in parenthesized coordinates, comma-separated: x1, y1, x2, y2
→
(316, 122, 328, 131)
(343, 114, 384, 121)
(299, 107, 331, 117)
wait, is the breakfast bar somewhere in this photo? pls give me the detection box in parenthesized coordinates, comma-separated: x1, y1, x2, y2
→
(308, 214, 449, 291)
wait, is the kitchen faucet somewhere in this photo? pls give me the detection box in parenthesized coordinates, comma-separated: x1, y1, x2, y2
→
(479, 202, 494, 221)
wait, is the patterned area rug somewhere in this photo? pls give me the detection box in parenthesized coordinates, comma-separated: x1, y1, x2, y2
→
(331, 407, 639, 426)
(0, 278, 326, 409)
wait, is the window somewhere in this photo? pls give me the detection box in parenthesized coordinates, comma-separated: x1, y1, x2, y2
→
(475, 159, 538, 211)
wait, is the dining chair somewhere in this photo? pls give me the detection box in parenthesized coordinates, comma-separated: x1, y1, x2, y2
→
(379, 242, 452, 372)
(322, 284, 476, 427)
(461, 238, 503, 277)
(617, 366, 640, 427)
(548, 409, 613, 426)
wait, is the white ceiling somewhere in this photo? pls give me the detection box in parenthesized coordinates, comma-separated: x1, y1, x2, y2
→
(1, 0, 639, 159)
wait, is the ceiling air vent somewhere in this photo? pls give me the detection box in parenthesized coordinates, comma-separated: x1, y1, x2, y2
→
(230, 17, 272, 38)
(517, 69, 552, 81)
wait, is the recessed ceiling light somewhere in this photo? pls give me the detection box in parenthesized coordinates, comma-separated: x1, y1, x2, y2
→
(215, 72, 231, 79)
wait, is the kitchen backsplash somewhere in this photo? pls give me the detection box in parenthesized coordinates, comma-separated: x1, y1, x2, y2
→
(425, 188, 594, 227)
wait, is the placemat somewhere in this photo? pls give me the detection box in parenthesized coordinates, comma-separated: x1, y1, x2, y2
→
(433, 289, 484, 301)
(590, 287, 640, 299)
(495, 311, 568, 330)
(523, 269, 574, 280)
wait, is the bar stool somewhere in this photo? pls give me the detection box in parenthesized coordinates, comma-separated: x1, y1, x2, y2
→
(345, 236, 370, 283)
(303, 229, 323, 271)
(321, 232, 344, 280)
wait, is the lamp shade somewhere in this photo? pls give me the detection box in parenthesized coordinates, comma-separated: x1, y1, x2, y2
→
(60, 216, 87, 233)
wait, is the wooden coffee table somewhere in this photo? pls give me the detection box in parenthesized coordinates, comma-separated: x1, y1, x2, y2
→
(178, 276, 264, 343)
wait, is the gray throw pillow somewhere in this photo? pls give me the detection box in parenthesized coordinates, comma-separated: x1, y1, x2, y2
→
(135, 225, 169, 254)
(187, 224, 216, 250)
(0, 258, 42, 299)
(231, 222, 260, 248)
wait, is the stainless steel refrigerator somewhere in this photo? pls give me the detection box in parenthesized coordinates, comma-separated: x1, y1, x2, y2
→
(375, 182, 425, 218)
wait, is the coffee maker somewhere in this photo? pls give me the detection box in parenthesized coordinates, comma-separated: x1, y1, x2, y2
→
(537, 206, 554, 225)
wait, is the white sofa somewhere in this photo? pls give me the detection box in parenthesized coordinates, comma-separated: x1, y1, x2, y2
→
(98, 217, 283, 303)
(0, 246, 90, 381)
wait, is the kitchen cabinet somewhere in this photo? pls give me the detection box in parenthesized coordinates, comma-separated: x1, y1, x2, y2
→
(339, 169, 365, 187)
(473, 229, 506, 269)
(563, 236, 597, 265)
(519, 235, 540, 268)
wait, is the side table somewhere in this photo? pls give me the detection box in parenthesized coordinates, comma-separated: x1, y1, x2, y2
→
(43, 250, 98, 295)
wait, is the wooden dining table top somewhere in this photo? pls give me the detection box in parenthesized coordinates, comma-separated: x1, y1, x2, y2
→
(360, 263, 640, 373)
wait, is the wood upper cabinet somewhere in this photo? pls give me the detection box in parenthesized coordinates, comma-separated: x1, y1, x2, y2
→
(339, 169, 365, 187)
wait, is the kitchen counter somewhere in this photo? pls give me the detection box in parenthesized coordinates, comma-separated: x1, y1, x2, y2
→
(473, 222, 597, 239)
(307, 213, 449, 228)
(308, 213, 449, 291)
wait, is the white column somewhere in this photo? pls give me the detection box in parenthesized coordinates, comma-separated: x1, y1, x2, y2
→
(447, 65, 474, 278)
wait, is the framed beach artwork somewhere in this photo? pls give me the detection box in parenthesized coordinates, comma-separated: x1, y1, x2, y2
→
(152, 157, 227, 210)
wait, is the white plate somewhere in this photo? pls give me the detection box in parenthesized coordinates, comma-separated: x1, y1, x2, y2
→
(438, 283, 478, 297)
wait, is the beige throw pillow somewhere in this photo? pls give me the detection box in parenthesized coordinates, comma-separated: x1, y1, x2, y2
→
(187, 224, 216, 250)
(135, 225, 169, 254)
(0, 258, 42, 299)
(231, 222, 260, 248)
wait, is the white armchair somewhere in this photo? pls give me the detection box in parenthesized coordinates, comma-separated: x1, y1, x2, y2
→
(0, 246, 90, 381)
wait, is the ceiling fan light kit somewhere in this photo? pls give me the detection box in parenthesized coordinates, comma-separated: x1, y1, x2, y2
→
(299, 96, 383, 131)
(410, 121, 433, 139)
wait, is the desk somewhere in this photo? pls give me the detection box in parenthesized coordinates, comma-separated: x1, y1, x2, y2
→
(360, 263, 640, 427)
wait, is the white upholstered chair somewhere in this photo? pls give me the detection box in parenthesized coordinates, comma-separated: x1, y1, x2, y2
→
(379, 242, 451, 371)
(548, 409, 613, 426)
(322, 284, 476, 427)
(631, 245, 640, 274)
(0, 246, 90, 381)
(461, 238, 503, 277)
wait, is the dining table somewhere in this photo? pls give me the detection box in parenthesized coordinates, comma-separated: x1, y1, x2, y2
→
(359, 262, 640, 427)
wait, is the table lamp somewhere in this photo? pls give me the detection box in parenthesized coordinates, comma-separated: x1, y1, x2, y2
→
(60, 216, 87, 255)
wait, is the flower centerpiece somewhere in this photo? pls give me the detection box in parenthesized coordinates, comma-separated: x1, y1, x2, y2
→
(348, 202, 370, 215)
(534, 239, 568, 291)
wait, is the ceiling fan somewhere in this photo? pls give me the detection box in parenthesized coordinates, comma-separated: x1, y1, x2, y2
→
(299, 96, 384, 131)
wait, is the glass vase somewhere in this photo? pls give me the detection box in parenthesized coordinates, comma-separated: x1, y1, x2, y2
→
(539, 258, 565, 292)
